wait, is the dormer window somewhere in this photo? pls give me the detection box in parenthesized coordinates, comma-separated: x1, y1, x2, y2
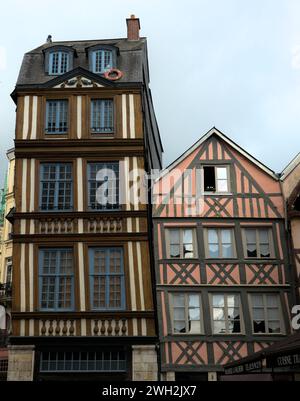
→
(45, 46, 74, 76)
(92, 49, 113, 74)
(49, 51, 69, 75)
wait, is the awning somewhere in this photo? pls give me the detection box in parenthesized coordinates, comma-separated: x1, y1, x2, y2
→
(224, 332, 300, 375)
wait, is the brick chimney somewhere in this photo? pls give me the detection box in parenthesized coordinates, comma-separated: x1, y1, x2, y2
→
(126, 15, 140, 41)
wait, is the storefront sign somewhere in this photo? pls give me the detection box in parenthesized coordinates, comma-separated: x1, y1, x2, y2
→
(224, 359, 262, 375)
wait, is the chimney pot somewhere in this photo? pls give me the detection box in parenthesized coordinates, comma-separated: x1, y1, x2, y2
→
(126, 15, 140, 41)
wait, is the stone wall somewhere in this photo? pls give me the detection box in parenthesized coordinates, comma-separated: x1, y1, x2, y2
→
(7, 345, 35, 381)
(132, 345, 158, 381)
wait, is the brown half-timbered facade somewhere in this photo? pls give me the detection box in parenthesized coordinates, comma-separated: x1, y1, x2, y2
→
(8, 16, 163, 381)
(153, 128, 292, 381)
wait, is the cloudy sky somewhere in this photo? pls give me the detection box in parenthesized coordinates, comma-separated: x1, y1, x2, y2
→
(0, 0, 299, 185)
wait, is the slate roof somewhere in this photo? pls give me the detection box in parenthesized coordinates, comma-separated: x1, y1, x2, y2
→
(16, 37, 148, 87)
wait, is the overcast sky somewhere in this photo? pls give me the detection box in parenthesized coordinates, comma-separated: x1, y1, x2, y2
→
(0, 0, 300, 185)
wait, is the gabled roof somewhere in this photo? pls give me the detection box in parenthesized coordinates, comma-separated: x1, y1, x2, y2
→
(280, 152, 300, 180)
(40, 67, 117, 88)
(159, 127, 279, 180)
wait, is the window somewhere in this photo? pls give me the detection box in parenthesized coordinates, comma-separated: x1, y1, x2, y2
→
(89, 248, 125, 310)
(167, 228, 196, 259)
(206, 228, 235, 258)
(40, 350, 126, 372)
(40, 163, 73, 211)
(45, 100, 68, 134)
(212, 294, 242, 334)
(39, 249, 74, 311)
(250, 294, 283, 334)
(203, 166, 229, 193)
(92, 49, 113, 74)
(87, 162, 119, 210)
(91, 99, 114, 133)
(5, 258, 12, 284)
(49, 51, 69, 75)
(171, 293, 202, 334)
(243, 228, 273, 258)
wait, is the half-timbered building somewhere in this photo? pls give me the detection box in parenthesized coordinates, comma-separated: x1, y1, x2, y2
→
(7, 16, 162, 381)
(153, 127, 292, 381)
(282, 153, 300, 304)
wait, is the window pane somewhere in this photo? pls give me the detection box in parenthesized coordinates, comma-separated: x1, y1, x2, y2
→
(247, 244, 257, 258)
(170, 230, 180, 245)
(170, 245, 180, 258)
(221, 230, 231, 244)
(253, 320, 266, 333)
(268, 308, 280, 320)
(260, 244, 270, 258)
(208, 229, 218, 244)
(253, 308, 264, 320)
(183, 229, 193, 244)
(213, 308, 225, 321)
(251, 294, 263, 307)
(183, 244, 194, 258)
(246, 229, 256, 244)
(259, 229, 269, 244)
(217, 179, 228, 192)
(174, 308, 185, 321)
(227, 295, 240, 308)
(204, 166, 216, 192)
(268, 321, 281, 334)
(222, 244, 234, 258)
(214, 321, 226, 334)
(189, 320, 201, 334)
(174, 320, 186, 334)
(209, 244, 219, 258)
(216, 167, 228, 180)
(189, 294, 200, 308)
(173, 294, 185, 307)
(229, 319, 241, 334)
(213, 294, 225, 307)
(266, 295, 279, 307)
(228, 307, 240, 320)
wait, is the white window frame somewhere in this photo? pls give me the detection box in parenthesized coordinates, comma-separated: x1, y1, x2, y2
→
(166, 228, 197, 259)
(242, 227, 275, 259)
(170, 293, 203, 335)
(202, 165, 231, 194)
(204, 228, 236, 259)
(249, 293, 284, 335)
(210, 293, 244, 335)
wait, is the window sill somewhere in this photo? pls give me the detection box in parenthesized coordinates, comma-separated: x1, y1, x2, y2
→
(90, 133, 115, 138)
(204, 192, 233, 196)
(205, 258, 238, 261)
(172, 332, 203, 336)
(44, 134, 69, 138)
(244, 257, 277, 261)
(252, 333, 285, 336)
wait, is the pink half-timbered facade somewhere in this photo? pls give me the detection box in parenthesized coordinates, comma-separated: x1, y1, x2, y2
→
(153, 128, 292, 381)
